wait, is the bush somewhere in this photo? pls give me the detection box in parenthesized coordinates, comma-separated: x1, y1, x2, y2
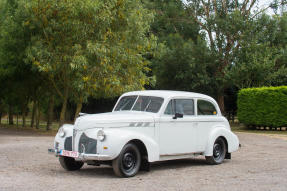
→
(237, 86, 287, 127)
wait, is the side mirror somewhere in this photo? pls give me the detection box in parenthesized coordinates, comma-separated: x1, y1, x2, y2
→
(173, 113, 183, 119)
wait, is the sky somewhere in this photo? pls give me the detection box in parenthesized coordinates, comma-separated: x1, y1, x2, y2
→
(182, 0, 281, 15)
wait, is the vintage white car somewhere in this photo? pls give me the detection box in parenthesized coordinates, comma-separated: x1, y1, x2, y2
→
(49, 90, 240, 177)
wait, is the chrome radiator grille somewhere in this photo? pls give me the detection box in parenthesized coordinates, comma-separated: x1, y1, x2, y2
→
(72, 129, 77, 151)
(78, 133, 97, 154)
(64, 136, 72, 151)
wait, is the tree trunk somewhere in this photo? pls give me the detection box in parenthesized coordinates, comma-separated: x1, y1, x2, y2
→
(59, 87, 69, 127)
(36, 101, 40, 129)
(22, 104, 26, 128)
(30, 101, 36, 128)
(46, 95, 54, 131)
(74, 95, 83, 121)
(218, 94, 225, 115)
(8, 105, 13, 125)
(0, 112, 2, 125)
(16, 113, 19, 127)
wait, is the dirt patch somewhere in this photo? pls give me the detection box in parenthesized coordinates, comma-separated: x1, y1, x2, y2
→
(0, 128, 287, 191)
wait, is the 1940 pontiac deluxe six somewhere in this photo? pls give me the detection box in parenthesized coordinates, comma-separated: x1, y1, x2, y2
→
(49, 90, 240, 177)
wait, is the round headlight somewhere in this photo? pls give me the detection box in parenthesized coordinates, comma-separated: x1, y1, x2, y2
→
(97, 130, 105, 141)
(58, 127, 66, 137)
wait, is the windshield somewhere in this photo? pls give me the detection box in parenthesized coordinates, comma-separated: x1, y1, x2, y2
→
(114, 95, 164, 113)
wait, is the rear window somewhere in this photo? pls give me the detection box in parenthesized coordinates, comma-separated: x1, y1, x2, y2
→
(197, 100, 217, 115)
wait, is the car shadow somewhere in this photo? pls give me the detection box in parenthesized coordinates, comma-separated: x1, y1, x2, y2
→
(150, 158, 208, 171)
(72, 166, 116, 178)
(61, 158, 209, 178)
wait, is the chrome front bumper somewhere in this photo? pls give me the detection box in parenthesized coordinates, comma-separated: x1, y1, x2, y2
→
(48, 148, 112, 161)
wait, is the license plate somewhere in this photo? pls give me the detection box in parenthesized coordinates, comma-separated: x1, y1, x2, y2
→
(59, 150, 79, 158)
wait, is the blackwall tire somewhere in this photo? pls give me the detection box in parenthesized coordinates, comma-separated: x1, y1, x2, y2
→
(59, 156, 84, 171)
(112, 143, 141, 178)
(205, 137, 226, 165)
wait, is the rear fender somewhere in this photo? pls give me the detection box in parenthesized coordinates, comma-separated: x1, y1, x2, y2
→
(204, 126, 239, 156)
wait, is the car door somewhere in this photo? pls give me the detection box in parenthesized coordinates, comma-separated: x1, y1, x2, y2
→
(195, 99, 219, 151)
(159, 98, 197, 155)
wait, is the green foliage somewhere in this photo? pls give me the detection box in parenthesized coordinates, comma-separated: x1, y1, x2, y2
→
(25, 0, 156, 99)
(0, 0, 45, 117)
(154, 34, 215, 95)
(237, 86, 287, 127)
(1, 0, 287, 126)
(144, 0, 199, 41)
(227, 41, 278, 88)
(186, 0, 287, 108)
(144, 0, 215, 95)
(227, 14, 287, 89)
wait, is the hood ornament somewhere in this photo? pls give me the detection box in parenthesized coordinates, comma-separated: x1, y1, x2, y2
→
(79, 113, 87, 116)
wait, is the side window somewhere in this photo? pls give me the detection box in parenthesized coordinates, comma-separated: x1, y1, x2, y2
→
(197, 100, 217, 115)
(164, 99, 194, 115)
(175, 99, 194, 115)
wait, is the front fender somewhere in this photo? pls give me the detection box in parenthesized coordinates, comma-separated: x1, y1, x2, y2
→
(204, 126, 239, 156)
(98, 128, 160, 162)
(54, 124, 74, 150)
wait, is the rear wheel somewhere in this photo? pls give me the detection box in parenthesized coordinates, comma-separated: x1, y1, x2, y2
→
(112, 143, 141, 177)
(205, 137, 226, 165)
(59, 156, 84, 171)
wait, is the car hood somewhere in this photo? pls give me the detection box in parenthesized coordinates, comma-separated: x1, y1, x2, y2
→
(74, 111, 155, 130)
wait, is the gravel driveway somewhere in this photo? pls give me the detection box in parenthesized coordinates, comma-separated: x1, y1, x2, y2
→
(0, 128, 287, 191)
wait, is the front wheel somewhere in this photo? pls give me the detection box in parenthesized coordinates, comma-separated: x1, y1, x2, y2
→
(59, 156, 84, 171)
(205, 137, 226, 165)
(112, 143, 141, 177)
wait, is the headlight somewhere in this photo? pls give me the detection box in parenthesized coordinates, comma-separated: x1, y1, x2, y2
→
(97, 130, 105, 141)
(58, 127, 66, 138)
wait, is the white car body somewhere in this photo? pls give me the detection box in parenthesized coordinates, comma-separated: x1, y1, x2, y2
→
(51, 90, 239, 165)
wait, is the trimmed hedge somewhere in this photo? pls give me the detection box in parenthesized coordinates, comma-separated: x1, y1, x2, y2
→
(237, 86, 287, 127)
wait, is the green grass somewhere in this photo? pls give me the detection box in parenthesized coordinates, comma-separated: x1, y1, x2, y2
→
(231, 123, 287, 135)
(1, 117, 287, 136)
(0, 124, 58, 136)
(0, 117, 61, 136)
(0, 117, 74, 131)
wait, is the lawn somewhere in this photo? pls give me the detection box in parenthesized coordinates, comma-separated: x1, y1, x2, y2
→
(231, 123, 287, 135)
(1, 117, 287, 136)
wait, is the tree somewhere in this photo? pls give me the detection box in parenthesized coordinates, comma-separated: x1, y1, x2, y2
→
(155, 34, 215, 95)
(0, 0, 53, 128)
(144, 0, 199, 41)
(227, 13, 287, 89)
(0, 0, 34, 126)
(25, 0, 156, 125)
(144, 0, 216, 95)
(227, 41, 278, 88)
(186, 0, 286, 112)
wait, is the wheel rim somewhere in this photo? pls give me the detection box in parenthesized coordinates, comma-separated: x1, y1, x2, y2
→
(213, 142, 223, 161)
(122, 151, 136, 172)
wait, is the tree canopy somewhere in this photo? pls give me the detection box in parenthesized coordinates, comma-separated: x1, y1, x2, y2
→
(0, 0, 287, 128)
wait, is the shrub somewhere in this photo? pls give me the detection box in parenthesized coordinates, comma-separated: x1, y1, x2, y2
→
(237, 86, 287, 127)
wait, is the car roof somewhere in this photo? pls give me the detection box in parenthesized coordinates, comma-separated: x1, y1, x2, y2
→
(122, 90, 215, 102)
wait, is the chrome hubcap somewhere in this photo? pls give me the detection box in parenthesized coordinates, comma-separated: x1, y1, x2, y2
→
(122, 152, 136, 171)
(213, 143, 223, 160)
